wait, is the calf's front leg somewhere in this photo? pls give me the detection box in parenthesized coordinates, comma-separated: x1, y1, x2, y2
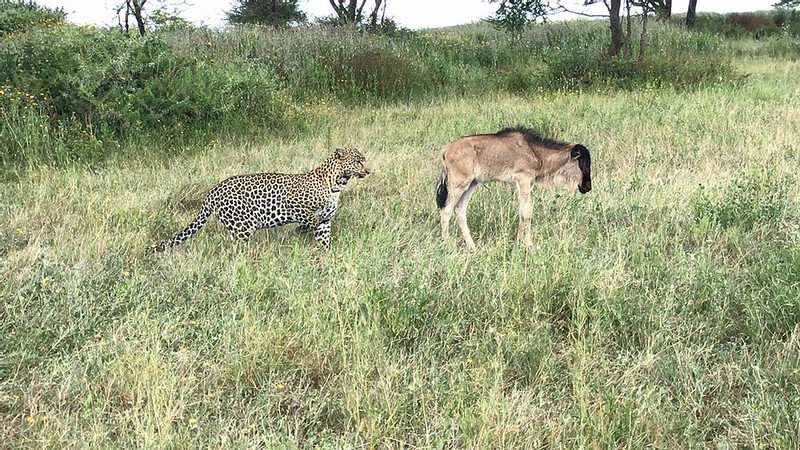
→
(515, 178, 533, 247)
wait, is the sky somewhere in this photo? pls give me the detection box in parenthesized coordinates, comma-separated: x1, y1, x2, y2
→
(41, 0, 779, 30)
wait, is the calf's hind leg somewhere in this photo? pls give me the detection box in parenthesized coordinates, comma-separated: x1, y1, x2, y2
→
(454, 180, 479, 249)
(440, 179, 473, 244)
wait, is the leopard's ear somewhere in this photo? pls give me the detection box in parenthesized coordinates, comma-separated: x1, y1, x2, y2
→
(334, 148, 345, 159)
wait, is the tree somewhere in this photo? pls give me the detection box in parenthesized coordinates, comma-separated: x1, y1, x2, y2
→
(621, 0, 671, 59)
(647, 0, 671, 18)
(487, 0, 550, 38)
(489, 0, 673, 58)
(150, 6, 192, 31)
(566, 0, 670, 57)
(116, 0, 147, 36)
(631, 0, 652, 60)
(227, 0, 306, 27)
(367, 0, 386, 28)
(607, 0, 624, 57)
(773, 0, 800, 7)
(575, 0, 624, 56)
(686, 0, 698, 29)
(327, 0, 385, 27)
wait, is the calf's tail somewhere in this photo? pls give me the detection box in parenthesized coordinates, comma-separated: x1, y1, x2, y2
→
(436, 160, 448, 209)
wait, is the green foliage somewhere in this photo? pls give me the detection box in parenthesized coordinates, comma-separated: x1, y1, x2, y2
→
(487, 0, 549, 38)
(533, 22, 735, 91)
(150, 7, 193, 32)
(362, 17, 412, 38)
(544, 53, 734, 90)
(0, 0, 64, 34)
(766, 34, 800, 58)
(678, 10, 800, 38)
(0, 24, 292, 166)
(226, 0, 306, 27)
(0, 91, 67, 170)
(774, 0, 800, 9)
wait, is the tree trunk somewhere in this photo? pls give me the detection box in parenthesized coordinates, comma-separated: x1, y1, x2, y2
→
(133, 0, 146, 37)
(329, 0, 350, 24)
(369, 0, 382, 27)
(608, 0, 624, 57)
(355, 0, 368, 24)
(625, 0, 632, 57)
(329, 0, 370, 26)
(638, 7, 648, 60)
(124, 4, 130, 34)
(665, 0, 672, 18)
(686, 0, 698, 29)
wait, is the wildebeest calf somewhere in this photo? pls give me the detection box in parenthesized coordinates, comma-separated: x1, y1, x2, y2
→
(436, 126, 592, 249)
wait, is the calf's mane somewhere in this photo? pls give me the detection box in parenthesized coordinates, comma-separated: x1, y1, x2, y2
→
(495, 126, 569, 151)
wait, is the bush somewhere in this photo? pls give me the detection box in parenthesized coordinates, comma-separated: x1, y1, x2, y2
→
(0, 0, 64, 35)
(767, 35, 800, 59)
(681, 11, 800, 39)
(0, 88, 105, 171)
(536, 22, 735, 91)
(172, 26, 467, 103)
(0, 24, 293, 166)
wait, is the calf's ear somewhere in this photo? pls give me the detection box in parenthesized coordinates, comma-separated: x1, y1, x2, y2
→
(570, 144, 588, 160)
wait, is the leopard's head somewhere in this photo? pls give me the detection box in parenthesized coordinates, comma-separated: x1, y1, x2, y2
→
(334, 147, 370, 179)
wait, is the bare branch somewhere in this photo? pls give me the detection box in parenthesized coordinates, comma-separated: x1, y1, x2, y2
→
(356, 0, 368, 23)
(553, 1, 610, 17)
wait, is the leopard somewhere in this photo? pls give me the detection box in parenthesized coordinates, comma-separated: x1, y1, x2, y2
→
(150, 147, 370, 253)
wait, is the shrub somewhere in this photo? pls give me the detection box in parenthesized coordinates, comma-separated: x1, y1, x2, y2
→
(176, 26, 463, 103)
(767, 35, 800, 59)
(0, 24, 292, 166)
(0, 89, 104, 171)
(537, 23, 735, 91)
(0, 0, 64, 35)
(682, 11, 800, 39)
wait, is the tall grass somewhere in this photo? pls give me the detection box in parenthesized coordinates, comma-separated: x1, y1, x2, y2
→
(1, 51, 799, 447)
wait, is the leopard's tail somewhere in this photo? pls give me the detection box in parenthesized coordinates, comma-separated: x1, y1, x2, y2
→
(436, 160, 448, 209)
(151, 201, 214, 253)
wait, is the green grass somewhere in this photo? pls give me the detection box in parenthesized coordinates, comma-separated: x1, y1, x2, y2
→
(2, 50, 800, 449)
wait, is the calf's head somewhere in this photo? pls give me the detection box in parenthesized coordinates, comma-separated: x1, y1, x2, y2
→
(556, 144, 592, 194)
